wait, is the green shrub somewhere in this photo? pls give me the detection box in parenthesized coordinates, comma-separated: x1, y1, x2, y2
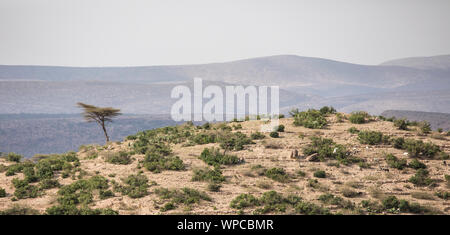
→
(394, 118, 409, 130)
(105, 151, 132, 165)
(207, 182, 222, 192)
(313, 170, 326, 178)
(35, 160, 54, 179)
(0, 205, 40, 215)
(155, 187, 211, 211)
(276, 125, 285, 132)
(144, 152, 185, 173)
(349, 111, 369, 124)
(269, 131, 279, 138)
(116, 174, 150, 198)
(0, 187, 6, 197)
(408, 159, 427, 169)
(58, 176, 109, 205)
(293, 109, 328, 129)
(319, 106, 336, 115)
(348, 127, 359, 134)
(391, 137, 405, 149)
(12, 178, 39, 199)
(382, 196, 400, 211)
(409, 169, 434, 187)
(385, 154, 407, 170)
(358, 130, 386, 145)
(418, 121, 432, 134)
(381, 195, 430, 214)
(230, 191, 304, 214)
(295, 201, 330, 215)
(5, 152, 22, 162)
(402, 139, 441, 158)
(230, 194, 260, 209)
(45, 205, 118, 215)
(302, 137, 358, 165)
(250, 132, 265, 140)
(435, 191, 449, 200)
(265, 168, 289, 183)
(199, 148, 241, 166)
(191, 132, 218, 145)
(192, 167, 225, 183)
(99, 189, 114, 199)
(318, 193, 354, 210)
(39, 179, 60, 190)
(218, 131, 253, 151)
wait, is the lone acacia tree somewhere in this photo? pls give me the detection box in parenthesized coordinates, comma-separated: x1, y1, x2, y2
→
(77, 102, 121, 143)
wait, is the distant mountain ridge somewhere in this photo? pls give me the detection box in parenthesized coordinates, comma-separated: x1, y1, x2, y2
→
(1, 54, 450, 115)
(380, 54, 450, 70)
(381, 110, 450, 131)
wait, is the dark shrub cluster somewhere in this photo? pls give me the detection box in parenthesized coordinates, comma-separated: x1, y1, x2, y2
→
(269, 131, 279, 138)
(394, 118, 409, 130)
(303, 137, 360, 165)
(381, 196, 432, 214)
(293, 109, 328, 129)
(11, 178, 39, 199)
(0, 205, 40, 215)
(391, 137, 441, 158)
(5, 152, 22, 163)
(105, 151, 132, 165)
(142, 142, 185, 173)
(199, 148, 242, 167)
(313, 170, 326, 178)
(250, 132, 265, 140)
(155, 187, 211, 212)
(349, 111, 370, 124)
(385, 154, 407, 170)
(275, 125, 285, 132)
(46, 205, 118, 215)
(357, 130, 389, 145)
(230, 191, 322, 215)
(409, 169, 434, 187)
(319, 106, 336, 115)
(347, 127, 359, 134)
(265, 168, 290, 183)
(192, 167, 226, 183)
(218, 131, 253, 152)
(114, 174, 151, 198)
(57, 175, 109, 206)
(318, 193, 354, 210)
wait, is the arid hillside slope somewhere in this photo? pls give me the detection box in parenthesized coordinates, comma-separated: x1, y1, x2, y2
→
(1, 111, 449, 215)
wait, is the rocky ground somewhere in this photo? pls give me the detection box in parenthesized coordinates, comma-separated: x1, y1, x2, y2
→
(1, 113, 449, 215)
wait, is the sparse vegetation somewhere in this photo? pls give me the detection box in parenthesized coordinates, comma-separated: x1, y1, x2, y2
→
(358, 130, 389, 145)
(1, 109, 449, 215)
(293, 109, 328, 129)
(409, 169, 434, 187)
(114, 174, 151, 198)
(265, 168, 289, 183)
(192, 167, 226, 183)
(269, 131, 279, 138)
(349, 111, 369, 124)
(155, 187, 211, 212)
(105, 151, 132, 165)
(199, 147, 242, 166)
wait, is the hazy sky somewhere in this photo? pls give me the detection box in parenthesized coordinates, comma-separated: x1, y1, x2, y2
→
(1, 0, 449, 66)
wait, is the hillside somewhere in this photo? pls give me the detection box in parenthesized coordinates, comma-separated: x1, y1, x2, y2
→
(0, 114, 179, 158)
(381, 110, 450, 131)
(1, 111, 449, 215)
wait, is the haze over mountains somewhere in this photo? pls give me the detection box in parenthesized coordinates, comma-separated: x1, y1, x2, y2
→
(1, 54, 449, 156)
(1, 54, 449, 115)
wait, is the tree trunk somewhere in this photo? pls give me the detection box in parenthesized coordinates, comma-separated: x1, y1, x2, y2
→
(101, 122, 109, 143)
